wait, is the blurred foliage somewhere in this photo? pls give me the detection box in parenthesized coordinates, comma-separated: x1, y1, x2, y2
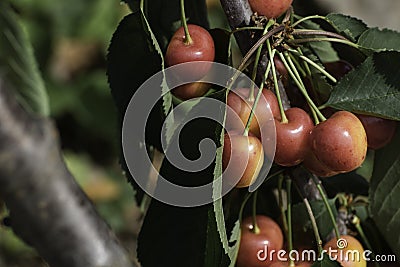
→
(0, 1, 141, 265)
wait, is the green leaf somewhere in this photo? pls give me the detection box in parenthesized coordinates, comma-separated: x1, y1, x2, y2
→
(358, 28, 400, 52)
(326, 13, 368, 42)
(326, 51, 400, 120)
(138, 92, 227, 267)
(369, 130, 400, 258)
(0, 2, 49, 116)
(292, 199, 338, 240)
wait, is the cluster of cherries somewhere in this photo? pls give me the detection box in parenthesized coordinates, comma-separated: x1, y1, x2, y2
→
(164, 0, 397, 267)
(164, 0, 397, 188)
(236, 215, 366, 267)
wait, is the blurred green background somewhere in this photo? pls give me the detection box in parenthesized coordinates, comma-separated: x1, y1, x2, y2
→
(0, 1, 141, 266)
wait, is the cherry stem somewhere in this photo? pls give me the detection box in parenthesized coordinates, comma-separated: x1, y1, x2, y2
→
(140, 0, 144, 11)
(250, 20, 274, 101)
(243, 52, 273, 136)
(303, 197, 323, 255)
(237, 25, 285, 72)
(286, 178, 295, 267)
(291, 15, 327, 28)
(180, 0, 193, 45)
(292, 29, 348, 41)
(278, 175, 289, 241)
(267, 41, 287, 123)
(289, 37, 360, 50)
(251, 190, 260, 234)
(311, 175, 341, 239)
(230, 26, 264, 35)
(289, 49, 337, 83)
(278, 52, 326, 122)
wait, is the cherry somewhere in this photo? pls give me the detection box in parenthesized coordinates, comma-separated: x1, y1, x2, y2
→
(310, 111, 367, 173)
(165, 24, 215, 80)
(356, 114, 397, 150)
(274, 108, 314, 167)
(172, 82, 211, 100)
(237, 215, 284, 267)
(248, 0, 293, 19)
(303, 150, 338, 177)
(222, 131, 264, 188)
(226, 88, 280, 138)
(324, 235, 366, 267)
(323, 60, 353, 81)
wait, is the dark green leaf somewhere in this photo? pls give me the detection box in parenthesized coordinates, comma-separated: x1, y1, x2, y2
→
(326, 52, 400, 120)
(0, 2, 49, 116)
(369, 130, 400, 258)
(326, 13, 368, 42)
(358, 28, 400, 52)
(292, 199, 338, 239)
(138, 92, 227, 267)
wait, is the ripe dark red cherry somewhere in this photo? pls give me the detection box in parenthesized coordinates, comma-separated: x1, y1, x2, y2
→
(226, 88, 280, 138)
(356, 114, 397, 150)
(310, 111, 367, 173)
(165, 24, 215, 80)
(274, 108, 314, 166)
(237, 215, 284, 267)
(222, 131, 264, 188)
(172, 82, 211, 100)
(248, 0, 293, 19)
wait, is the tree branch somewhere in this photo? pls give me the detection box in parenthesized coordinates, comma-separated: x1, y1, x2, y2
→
(0, 78, 134, 267)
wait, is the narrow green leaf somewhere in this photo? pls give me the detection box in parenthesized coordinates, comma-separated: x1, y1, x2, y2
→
(0, 2, 49, 116)
(358, 28, 400, 52)
(326, 13, 368, 42)
(326, 52, 400, 120)
(369, 130, 400, 258)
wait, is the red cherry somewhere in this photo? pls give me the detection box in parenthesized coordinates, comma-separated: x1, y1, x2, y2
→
(237, 215, 284, 267)
(310, 111, 367, 173)
(165, 24, 215, 80)
(172, 82, 211, 100)
(303, 150, 338, 177)
(222, 131, 264, 188)
(356, 114, 397, 150)
(226, 88, 280, 138)
(248, 0, 293, 18)
(274, 108, 314, 166)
